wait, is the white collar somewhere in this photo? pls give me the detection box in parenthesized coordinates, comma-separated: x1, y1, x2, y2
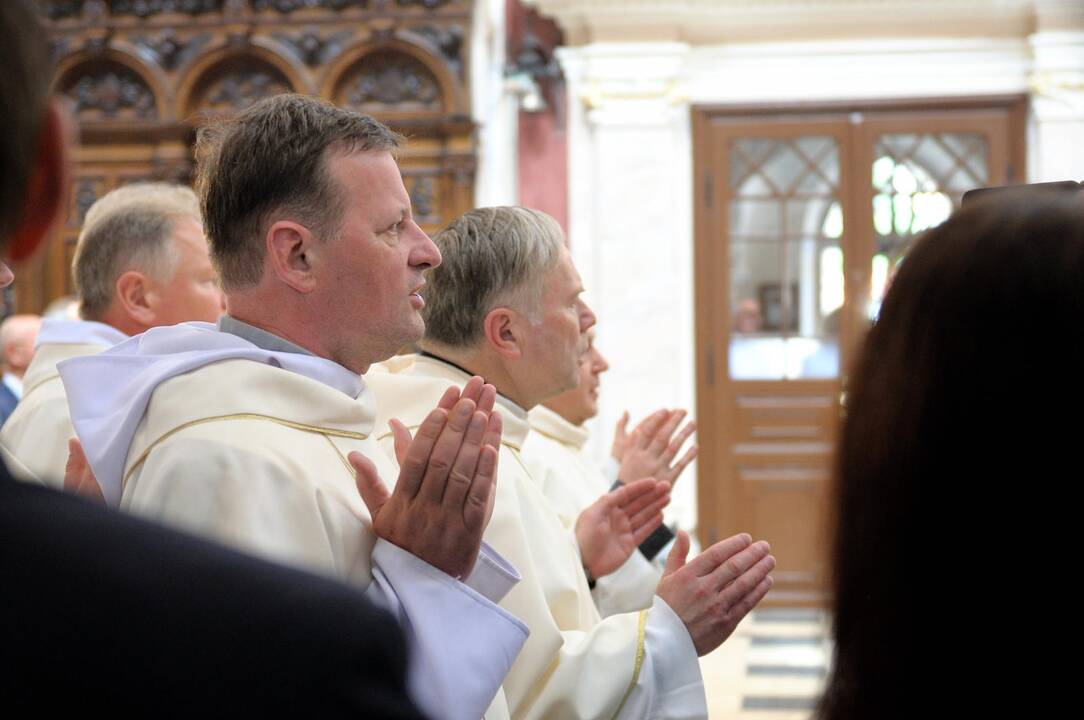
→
(36, 318, 127, 348)
(2, 372, 23, 399)
(528, 404, 589, 451)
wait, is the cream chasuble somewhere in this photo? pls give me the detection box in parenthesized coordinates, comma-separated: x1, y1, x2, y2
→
(368, 354, 708, 720)
(58, 322, 528, 720)
(523, 405, 665, 617)
(1, 319, 126, 486)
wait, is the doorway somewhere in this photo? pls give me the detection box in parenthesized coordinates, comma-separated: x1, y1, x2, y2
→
(692, 97, 1026, 605)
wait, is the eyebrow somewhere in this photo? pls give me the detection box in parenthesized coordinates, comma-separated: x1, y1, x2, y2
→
(384, 208, 408, 229)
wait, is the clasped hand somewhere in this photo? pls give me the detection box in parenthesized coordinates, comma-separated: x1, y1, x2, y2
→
(351, 376, 502, 580)
(575, 477, 671, 580)
(613, 409, 698, 486)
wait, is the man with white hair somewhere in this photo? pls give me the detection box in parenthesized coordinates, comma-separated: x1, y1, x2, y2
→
(0, 313, 41, 426)
(1, 182, 225, 485)
(60, 95, 527, 719)
(367, 206, 776, 719)
(522, 329, 698, 617)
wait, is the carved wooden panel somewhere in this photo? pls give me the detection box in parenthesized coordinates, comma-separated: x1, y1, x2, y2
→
(334, 49, 443, 113)
(63, 62, 159, 121)
(18, 0, 475, 314)
(185, 56, 294, 116)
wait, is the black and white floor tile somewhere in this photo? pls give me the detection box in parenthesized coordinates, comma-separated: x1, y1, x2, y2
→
(700, 607, 830, 719)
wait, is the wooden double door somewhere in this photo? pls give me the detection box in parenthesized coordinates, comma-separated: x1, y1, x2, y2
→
(692, 98, 1026, 605)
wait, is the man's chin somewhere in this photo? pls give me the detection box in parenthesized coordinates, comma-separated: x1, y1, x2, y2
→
(401, 316, 426, 347)
(584, 400, 599, 420)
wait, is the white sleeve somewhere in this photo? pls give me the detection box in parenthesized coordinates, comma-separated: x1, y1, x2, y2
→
(367, 538, 530, 720)
(603, 455, 621, 483)
(615, 596, 708, 720)
(593, 548, 665, 617)
(463, 540, 521, 602)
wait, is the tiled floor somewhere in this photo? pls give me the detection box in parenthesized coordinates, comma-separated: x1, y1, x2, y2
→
(699, 608, 830, 720)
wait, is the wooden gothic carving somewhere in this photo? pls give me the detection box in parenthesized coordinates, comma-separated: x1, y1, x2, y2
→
(18, 0, 475, 314)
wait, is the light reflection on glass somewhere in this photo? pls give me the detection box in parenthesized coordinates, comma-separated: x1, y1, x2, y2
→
(728, 137, 843, 380)
(820, 246, 844, 317)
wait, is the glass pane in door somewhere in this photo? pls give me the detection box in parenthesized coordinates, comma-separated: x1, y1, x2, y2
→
(728, 136, 842, 380)
(868, 132, 988, 319)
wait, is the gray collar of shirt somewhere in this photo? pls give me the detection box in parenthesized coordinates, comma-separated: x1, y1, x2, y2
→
(217, 315, 315, 356)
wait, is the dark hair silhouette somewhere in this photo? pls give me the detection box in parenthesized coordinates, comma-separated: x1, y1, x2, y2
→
(819, 189, 1084, 719)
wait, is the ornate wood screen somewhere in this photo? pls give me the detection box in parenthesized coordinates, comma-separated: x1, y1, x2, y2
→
(17, 0, 475, 314)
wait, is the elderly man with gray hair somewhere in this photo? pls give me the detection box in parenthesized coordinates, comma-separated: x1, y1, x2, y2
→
(368, 206, 776, 719)
(1, 182, 224, 486)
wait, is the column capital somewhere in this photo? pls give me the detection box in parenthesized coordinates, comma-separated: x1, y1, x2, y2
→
(556, 43, 691, 125)
(528, 0, 1034, 45)
(1028, 31, 1084, 121)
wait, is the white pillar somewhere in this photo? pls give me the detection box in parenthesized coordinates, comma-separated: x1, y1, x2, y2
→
(472, 0, 520, 207)
(559, 43, 699, 533)
(1027, 30, 1084, 183)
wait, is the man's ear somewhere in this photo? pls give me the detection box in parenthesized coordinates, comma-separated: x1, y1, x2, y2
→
(483, 307, 525, 360)
(9, 100, 71, 262)
(265, 220, 318, 293)
(114, 270, 157, 329)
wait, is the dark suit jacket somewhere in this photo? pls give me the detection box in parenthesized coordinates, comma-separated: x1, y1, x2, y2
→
(0, 462, 426, 718)
(0, 381, 17, 427)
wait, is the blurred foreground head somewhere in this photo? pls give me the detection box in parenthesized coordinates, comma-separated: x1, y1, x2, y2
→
(821, 191, 1084, 719)
(0, 0, 65, 284)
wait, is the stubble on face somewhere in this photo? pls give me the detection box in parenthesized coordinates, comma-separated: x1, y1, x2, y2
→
(317, 150, 439, 372)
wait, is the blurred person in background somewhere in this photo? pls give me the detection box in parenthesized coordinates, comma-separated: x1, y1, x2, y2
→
(0, 182, 225, 486)
(0, 313, 41, 425)
(523, 328, 697, 616)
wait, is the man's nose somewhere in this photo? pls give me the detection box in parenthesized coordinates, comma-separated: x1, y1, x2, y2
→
(580, 302, 597, 332)
(410, 225, 442, 269)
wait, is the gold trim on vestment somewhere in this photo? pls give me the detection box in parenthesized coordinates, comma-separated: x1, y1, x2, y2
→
(612, 610, 649, 719)
(323, 434, 359, 477)
(123, 413, 369, 484)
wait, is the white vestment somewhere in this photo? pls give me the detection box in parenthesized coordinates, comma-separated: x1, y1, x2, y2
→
(0, 319, 126, 486)
(368, 354, 707, 720)
(59, 323, 528, 720)
(523, 404, 665, 617)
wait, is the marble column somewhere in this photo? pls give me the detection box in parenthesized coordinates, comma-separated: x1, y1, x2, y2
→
(472, 0, 519, 207)
(558, 42, 699, 532)
(1027, 26, 1084, 182)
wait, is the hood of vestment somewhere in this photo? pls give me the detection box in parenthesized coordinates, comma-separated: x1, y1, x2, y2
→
(58, 321, 368, 506)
